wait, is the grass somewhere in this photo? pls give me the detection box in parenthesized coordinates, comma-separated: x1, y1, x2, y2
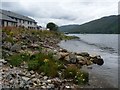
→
(75, 71, 89, 85)
(62, 65, 89, 84)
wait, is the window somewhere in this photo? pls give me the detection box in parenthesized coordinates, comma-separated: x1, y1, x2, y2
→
(19, 19, 21, 23)
(30, 22, 32, 25)
(15, 18, 18, 21)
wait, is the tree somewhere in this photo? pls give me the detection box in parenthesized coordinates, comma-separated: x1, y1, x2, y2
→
(46, 22, 58, 31)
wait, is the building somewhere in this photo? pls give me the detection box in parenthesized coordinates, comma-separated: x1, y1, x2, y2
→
(0, 9, 37, 29)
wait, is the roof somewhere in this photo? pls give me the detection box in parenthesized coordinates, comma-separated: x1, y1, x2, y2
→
(0, 9, 36, 22)
(0, 13, 17, 22)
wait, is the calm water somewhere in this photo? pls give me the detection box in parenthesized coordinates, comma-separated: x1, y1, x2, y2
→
(59, 34, 119, 88)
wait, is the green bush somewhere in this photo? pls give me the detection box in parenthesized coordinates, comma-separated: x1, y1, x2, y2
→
(62, 65, 78, 79)
(62, 65, 89, 85)
(74, 71, 89, 85)
(40, 60, 58, 77)
(28, 60, 39, 71)
(8, 54, 23, 66)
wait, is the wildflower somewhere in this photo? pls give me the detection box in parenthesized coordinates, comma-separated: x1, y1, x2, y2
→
(83, 79, 85, 81)
(81, 74, 83, 77)
(44, 59, 49, 62)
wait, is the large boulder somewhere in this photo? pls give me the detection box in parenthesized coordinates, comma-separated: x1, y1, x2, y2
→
(91, 55, 104, 65)
(59, 52, 69, 59)
(77, 52, 89, 57)
(76, 56, 85, 61)
(69, 53, 77, 63)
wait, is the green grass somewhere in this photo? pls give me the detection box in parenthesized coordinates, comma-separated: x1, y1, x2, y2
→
(62, 65, 89, 84)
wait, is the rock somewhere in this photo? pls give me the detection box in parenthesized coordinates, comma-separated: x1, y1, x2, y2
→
(10, 43, 21, 52)
(59, 49, 67, 52)
(91, 55, 104, 65)
(78, 52, 89, 57)
(87, 66, 93, 69)
(48, 84, 54, 88)
(31, 74, 36, 78)
(30, 70, 34, 74)
(41, 86, 46, 89)
(65, 85, 70, 89)
(96, 58, 104, 65)
(22, 76, 30, 82)
(64, 55, 70, 62)
(10, 65, 13, 68)
(21, 45, 27, 50)
(25, 72, 31, 77)
(86, 60, 93, 65)
(3, 42, 12, 50)
(53, 49, 57, 54)
(76, 56, 85, 61)
(43, 76, 48, 80)
(69, 53, 77, 63)
(78, 60, 87, 65)
(0, 59, 7, 64)
(47, 80, 51, 83)
(29, 43, 39, 49)
(59, 52, 69, 59)
(9, 79, 14, 84)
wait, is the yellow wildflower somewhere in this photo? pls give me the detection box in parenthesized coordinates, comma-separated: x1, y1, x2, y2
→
(44, 59, 49, 62)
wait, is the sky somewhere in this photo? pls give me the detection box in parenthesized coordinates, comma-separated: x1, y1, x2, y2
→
(0, 0, 119, 27)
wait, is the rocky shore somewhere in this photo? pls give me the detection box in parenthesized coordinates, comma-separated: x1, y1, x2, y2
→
(1, 27, 105, 89)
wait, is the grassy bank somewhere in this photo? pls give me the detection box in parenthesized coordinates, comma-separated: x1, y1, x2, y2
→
(2, 27, 89, 86)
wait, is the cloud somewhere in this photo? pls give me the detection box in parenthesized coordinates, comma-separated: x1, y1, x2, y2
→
(0, 0, 119, 27)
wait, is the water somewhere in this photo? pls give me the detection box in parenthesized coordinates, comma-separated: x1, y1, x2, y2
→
(59, 34, 119, 88)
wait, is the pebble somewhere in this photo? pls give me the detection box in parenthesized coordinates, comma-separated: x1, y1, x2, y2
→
(43, 76, 48, 80)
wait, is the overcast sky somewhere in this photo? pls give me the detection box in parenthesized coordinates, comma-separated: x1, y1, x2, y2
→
(0, 0, 119, 27)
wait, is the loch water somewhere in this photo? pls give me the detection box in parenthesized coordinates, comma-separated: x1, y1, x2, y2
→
(59, 34, 119, 88)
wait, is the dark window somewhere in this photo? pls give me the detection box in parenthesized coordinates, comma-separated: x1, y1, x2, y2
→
(19, 20, 21, 23)
(15, 18, 18, 21)
(30, 22, 32, 25)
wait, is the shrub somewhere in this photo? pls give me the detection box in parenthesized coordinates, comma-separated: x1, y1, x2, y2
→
(62, 65, 78, 79)
(74, 71, 89, 85)
(8, 53, 23, 66)
(40, 60, 58, 77)
(62, 65, 89, 85)
(28, 60, 39, 71)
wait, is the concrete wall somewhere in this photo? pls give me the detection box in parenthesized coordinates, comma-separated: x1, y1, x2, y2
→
(1, 20, 17, 27)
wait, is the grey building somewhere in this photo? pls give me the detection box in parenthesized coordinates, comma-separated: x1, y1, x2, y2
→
(0, 9, 37, 29)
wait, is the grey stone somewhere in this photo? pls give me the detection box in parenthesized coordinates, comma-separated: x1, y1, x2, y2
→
(41, 85, 46, 89)
(3, 42, 12, 50)
(69, 53, 77, 63)
(78, 52, 89, 57)
(22, 76, 30, 81)
(43, 76, 48, 80)
(10, 43, 21, 52)
(30, 70, 34, 74)
(76, 56, 85, 61)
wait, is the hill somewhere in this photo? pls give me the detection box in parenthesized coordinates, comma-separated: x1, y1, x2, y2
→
(59, 15, 119, 34)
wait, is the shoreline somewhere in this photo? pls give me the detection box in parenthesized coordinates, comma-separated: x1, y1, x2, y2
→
(1, 28, 117, 89)
(58, 41, 115, 88)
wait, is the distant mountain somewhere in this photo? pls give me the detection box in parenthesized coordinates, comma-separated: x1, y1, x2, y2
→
(59, 15, 119, 34)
